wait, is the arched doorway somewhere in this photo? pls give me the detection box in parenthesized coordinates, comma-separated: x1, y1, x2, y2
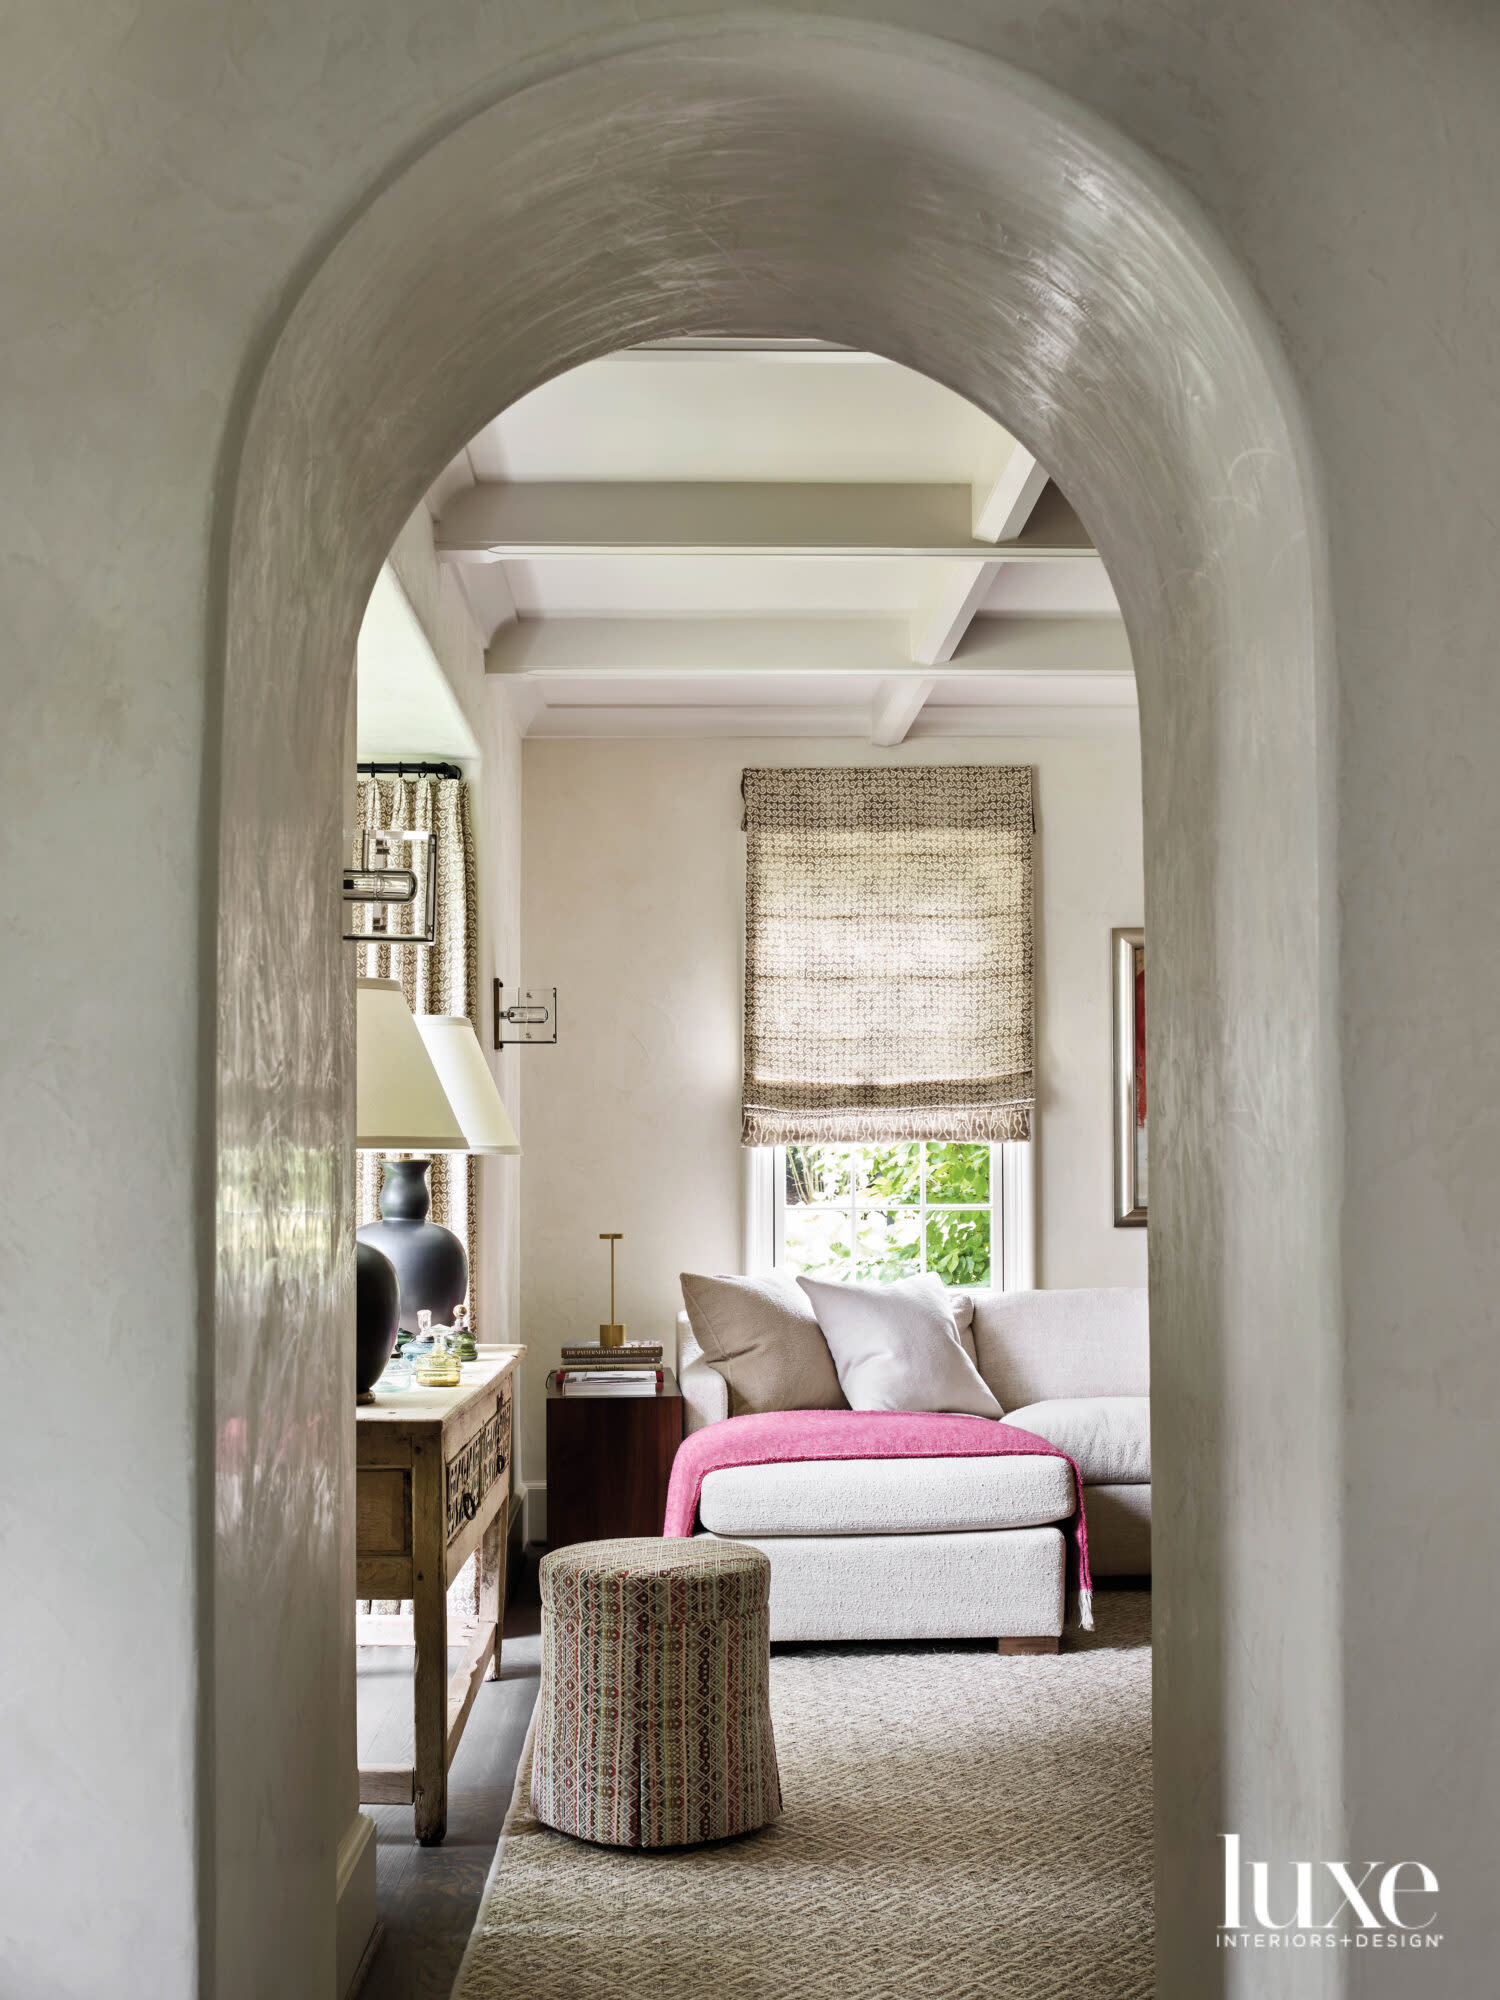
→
(212, 23, 1342, 1996)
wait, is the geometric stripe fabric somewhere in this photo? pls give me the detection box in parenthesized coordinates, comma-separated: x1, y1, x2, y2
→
(533, 1538, 782, 1848)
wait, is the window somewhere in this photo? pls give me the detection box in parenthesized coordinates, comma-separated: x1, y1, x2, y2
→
(747, 1139, 1034, 1290)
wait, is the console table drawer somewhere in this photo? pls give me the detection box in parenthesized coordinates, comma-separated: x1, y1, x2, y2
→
(445, 1393, 511, 1545)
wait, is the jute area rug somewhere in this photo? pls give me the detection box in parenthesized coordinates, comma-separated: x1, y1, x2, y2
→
(453, 1591, 1152, 2000)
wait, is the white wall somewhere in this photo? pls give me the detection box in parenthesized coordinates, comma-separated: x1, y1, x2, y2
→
(518, 731, 1145, 1513)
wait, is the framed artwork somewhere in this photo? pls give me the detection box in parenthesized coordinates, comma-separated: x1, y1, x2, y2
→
(1112, 928, 1147, 1226)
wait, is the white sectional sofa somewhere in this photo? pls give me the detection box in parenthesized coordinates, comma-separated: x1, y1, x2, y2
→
(677, 1286, 1149, 1644)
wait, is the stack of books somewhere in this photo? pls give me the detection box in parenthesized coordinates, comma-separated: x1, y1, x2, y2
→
(556, 1341, 665, 1390)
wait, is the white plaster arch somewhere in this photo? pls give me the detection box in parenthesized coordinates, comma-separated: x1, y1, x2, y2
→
(214, 22, 1342, 1997)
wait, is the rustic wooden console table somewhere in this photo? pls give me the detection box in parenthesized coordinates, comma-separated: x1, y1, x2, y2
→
(355, 1345, 524, 1844)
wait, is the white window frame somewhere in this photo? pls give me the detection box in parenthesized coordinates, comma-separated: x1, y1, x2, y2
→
(744, 1138, 1035, 1291)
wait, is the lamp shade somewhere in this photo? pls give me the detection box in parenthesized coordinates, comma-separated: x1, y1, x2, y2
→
(356, 978, 467, 1150)
(413, 1015, 522, 1154)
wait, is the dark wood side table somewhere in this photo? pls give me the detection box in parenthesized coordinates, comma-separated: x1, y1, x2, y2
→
(355, 1345, 524, 1844)
(545, 1369, 684, 1549)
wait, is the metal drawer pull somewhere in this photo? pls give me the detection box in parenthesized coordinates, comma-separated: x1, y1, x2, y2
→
(444, 1402, 512, 1543)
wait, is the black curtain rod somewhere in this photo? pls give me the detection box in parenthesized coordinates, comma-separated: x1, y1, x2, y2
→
(357, 760, 464, 780)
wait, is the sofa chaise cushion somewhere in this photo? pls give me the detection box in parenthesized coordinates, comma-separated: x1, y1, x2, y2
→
(1003, 1396, 1150, 1486)
(700, 1526, 1067, 1642)
(697, 1451, 1075, 1538)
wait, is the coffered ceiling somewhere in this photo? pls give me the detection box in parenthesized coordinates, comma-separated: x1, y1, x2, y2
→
(416, 340, 1134, 741)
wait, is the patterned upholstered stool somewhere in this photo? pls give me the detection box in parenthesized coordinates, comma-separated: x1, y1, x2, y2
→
(532, 1537, 782, 1848)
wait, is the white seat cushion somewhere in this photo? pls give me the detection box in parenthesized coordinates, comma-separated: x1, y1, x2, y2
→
(1003, 1397, 1150, 1485)
(697, 1452, 1075, 1537)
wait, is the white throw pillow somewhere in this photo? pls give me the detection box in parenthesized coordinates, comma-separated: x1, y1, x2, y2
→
(796, 1272, 1003, 1419)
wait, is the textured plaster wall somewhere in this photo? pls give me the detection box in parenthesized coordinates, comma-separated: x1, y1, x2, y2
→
(519, 730, 1147, 1505)
(0, 8, 1494, 2000)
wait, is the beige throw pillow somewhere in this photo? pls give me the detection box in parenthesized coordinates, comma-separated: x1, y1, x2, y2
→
(796, 1272, 1003, 1419)
(679, 1272, 848, 1417)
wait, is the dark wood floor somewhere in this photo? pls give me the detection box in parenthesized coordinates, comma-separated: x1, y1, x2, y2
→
(356, 1560, 542, 2000)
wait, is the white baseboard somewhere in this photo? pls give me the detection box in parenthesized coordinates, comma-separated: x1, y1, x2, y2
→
(336, 1811, 378, 1999)
(522, 1481, 547, 1545)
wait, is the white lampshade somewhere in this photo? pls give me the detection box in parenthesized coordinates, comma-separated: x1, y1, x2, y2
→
(356, 978, 467, 1150)
(413, 1015, 522, 1155)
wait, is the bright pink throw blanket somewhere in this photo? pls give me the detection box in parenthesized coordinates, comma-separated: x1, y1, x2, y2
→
(664, 1409, 1093, 1629)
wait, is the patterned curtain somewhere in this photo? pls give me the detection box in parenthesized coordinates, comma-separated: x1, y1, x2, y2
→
(352, 774, 480, 1316)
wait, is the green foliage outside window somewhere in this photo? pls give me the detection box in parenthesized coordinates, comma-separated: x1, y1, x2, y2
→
(782, 1141, 994, 1287)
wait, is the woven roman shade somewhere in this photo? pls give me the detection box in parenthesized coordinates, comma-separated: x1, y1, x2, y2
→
(741, 766, 1034, 1147)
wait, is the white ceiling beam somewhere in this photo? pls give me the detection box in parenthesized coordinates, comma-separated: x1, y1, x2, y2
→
(519, 664, 1133, 713)
(487, 616, 914, 676)
(487, 612, 1132, 677)
(932, 669, 1136, 708)
(870, 675, 937, 746)
(950, 615, 1134, 674)
(518, 683, 1135, 743)
(905, 450, 1057, 671)
(910, 560, 997, 666)
(913, 703, 1138, 740)
(510, 621, 1136, 742)
(973, 445, 1051, 544)
(525, 702, 874, 740)
(437, 481, 1094, 562)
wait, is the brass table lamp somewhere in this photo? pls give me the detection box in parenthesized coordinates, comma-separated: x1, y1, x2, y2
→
(600, 1232, 626, 1348)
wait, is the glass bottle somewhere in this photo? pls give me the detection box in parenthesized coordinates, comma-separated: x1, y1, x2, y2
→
(414, 1328, 461, 1388)
(376, 1348, 413, 1393)
(450, 1303, 477, 1363)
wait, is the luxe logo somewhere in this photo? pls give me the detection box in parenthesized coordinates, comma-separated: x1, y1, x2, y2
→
(1219, 1836, 1442, 1953)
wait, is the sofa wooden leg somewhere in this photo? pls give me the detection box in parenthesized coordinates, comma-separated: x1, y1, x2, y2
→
(996, 1635, 1059, 1655)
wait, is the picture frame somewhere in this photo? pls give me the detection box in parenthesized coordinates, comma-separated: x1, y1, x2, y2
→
(1112, 928, 1147, 1226)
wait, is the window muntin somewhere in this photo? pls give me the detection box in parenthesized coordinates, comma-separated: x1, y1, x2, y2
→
(779, 1141, 996, 1287)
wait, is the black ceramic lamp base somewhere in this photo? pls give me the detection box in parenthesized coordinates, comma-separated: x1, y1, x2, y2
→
(357, 1156, 469, 1340)
(355, 1239, 402, 1401)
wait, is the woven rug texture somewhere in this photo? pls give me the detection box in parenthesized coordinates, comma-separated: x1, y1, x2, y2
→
(453, 1590, 1152, 2000)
